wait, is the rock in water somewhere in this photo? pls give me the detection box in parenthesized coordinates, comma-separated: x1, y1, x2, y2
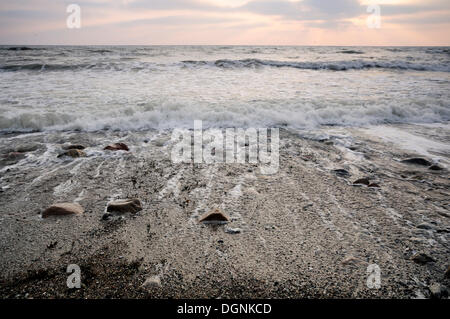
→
(199, 208, 230, 224)
(401, 158, 432, 166)
(411, 252, 435, 264)
(104, 143, 129, 151)
(333, 169, 350, 177)
(62, 144, 85, 150)
(57, 149, 86, 158)
(107, 199, 142, 214)
(42, 203, 84, 218)
(353, 178, 370, 186)
(1, 152, 26, 165)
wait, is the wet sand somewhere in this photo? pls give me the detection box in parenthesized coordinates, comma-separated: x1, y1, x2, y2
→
(0, 124, 449, 298)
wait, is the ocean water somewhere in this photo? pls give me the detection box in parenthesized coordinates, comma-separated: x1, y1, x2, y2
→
(0, 45, 449, 133)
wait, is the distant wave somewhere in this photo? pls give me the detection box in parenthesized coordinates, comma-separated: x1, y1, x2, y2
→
(182, 59, 450, 72)
(337, 50, 364, 54)
(2, 58, 448, 73)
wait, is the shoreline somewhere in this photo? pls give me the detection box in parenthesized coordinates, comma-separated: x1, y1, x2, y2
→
(0, 124, 449, 298)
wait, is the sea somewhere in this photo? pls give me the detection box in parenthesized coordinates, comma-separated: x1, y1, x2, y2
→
(0, 45, 449, 133)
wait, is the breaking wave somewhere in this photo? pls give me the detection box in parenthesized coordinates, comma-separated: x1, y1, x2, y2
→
(181, 59, 450, 72)
(1, 58, 450, 73)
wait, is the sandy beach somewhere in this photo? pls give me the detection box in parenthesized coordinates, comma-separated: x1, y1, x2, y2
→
(0, 123, 448, 299)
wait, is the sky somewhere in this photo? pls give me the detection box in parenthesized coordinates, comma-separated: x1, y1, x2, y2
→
(0, 0, 449, 45)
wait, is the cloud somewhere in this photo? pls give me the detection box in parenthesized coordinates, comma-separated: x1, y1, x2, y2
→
(118, 15, 242, 27)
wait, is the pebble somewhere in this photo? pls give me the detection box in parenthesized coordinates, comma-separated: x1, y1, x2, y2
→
(428, 283, 443, 299)
(62, 144, 85, 150)
(411, 252, 435, 264)
(416, 222, 434, 230)
(42, 203, 84, 218)
(107, 199, 142, 214)
(333, 169, 350, 177)
(353, 178, 370, 186)
(401, 158, 432, 166)
(199, 208, 230, 224)
(225, 227, 241, 234)
(57, 149, 86, 158)
(141, 275, 161, 289)
(104, 143, 129, 151)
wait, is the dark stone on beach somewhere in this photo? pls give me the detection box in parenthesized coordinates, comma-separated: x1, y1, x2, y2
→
(428, 283, 445, 299)
(353, 178, 370, 186)
(429, 164, 443, 171)
(333, 169, 350, 177)
(102, 213, 112, 220)
(62, 144, 85, 150)
(411, 252, 435, 264)
(57, 149, 86, 158)
(368, 183, 380, 188)
(445, 266, 450, 279)
(107, 199, 142, 214)
(416, 223, 434, 230)
(42, 203, 84, 218)
(401, 158, 432, 166)
(341, 256, 365, 266)
(104, 143, 129, 151)
(16, 144, 40, 153)
(199, 208, 230, 223)
(2, 152, 26, 161)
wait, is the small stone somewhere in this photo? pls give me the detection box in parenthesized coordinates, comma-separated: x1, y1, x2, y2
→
(16, 144, 40, 152)
(225, 227, 241, 234)
(104, 143, 129, 151)
(199, 208, 230, 224)
(42, 203, 84, 218)
(57, 149, 86, 158)
(416, 223, 434, 230)
(428, 283, 443, 299)
(368, 183, 380, 188)
(341, 256, 364, 266)
(62, 144, 85, 150)
(2, 152, 25, 161)
(401, 158, 432, 166)
(353, 178, 370, 186)
(411, 252, 435, 264)
(107, 198, 142, 214)
(333, 169, 350, 177)
(428, 164, 443, 171)
(102, 213, 112, 220)
(141, 275, 161, 289)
